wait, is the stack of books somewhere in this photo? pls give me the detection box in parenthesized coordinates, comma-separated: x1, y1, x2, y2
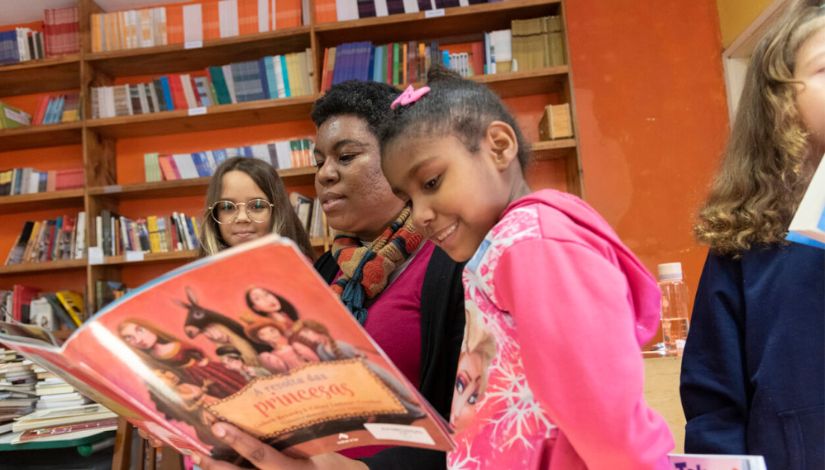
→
(8, 403, 117, 446)
(0, 352, 37, 436)
(0, 6, 79, 65)
(31, 93, 81, 125)
(34, 373, 90, 411)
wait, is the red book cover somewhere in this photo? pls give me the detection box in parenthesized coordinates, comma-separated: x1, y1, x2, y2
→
(158, 155, 181, 180)
(314, 0, 337, 24)
(0, 235, 454, 460)
(202, 1, 221, 40)
(166, 3, 185, 45)
(168, 75, 189, 110)
(237, 0, 259, 36)
(54, 168, 83, 190)
(12, 285, 41, 323)
(276, 0, 302, 29)
(33, 95, 50, 125)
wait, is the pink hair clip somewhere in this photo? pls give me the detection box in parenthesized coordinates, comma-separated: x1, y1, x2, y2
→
(390, 85, 431, 109)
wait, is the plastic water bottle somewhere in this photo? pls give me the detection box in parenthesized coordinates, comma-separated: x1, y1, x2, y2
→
(657, 262, 690, 356)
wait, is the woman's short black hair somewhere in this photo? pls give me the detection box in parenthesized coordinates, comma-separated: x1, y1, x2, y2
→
(311, 80, 401, 136)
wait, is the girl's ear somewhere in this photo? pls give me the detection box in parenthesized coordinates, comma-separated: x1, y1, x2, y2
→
(485, 121, 519, 171)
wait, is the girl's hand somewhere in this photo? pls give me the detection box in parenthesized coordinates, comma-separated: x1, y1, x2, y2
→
(194, 423, 368, 470)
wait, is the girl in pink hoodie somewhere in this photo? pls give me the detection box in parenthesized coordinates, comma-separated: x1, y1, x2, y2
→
(379, 67, 674, 470)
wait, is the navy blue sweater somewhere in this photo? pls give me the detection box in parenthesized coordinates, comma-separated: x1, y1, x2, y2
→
(680, 242, 824, 469)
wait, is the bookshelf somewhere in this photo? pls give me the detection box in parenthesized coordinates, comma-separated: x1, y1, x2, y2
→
(0, 0, 581, 315)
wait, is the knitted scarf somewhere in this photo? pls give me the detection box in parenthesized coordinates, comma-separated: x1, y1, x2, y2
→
(331, 206, 423, 324)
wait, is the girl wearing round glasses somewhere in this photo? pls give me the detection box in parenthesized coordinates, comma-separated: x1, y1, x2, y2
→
(199, 157, 314, 259)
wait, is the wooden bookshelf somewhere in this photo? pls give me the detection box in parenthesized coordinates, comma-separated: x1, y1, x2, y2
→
(0, 55, 81, 97)
(0, 189, 85, 212)
(0, 259, 86, 275)
(86, 27, 312, 77)
(0, 0, 580, 317)
(532, 138, 576, 161)
(84, 96, 316, 139)
(0, 122, 83, 152)
(100, 249, 198, 266)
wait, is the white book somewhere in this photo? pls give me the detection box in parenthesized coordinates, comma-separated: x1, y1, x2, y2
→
(270, 0, 278, 30)
(179, 74, 198, 108)
(275, 141, 292, 169)
(222, 65, 237, 103)
(219, 0, 240, 38)
(74, 212, 86, 259)
(137, 84, 149, 114)
(250, 144, 271, 163)
(374, 0, 388, 16)
(172, 154, 200, 179)
(667, 453, 766, 470)
(183, 3, 203, 44)
(258, 0, 270, 32)
(336, 0, 358, 21)
(102, 86, 116, 119)
(402, 0, 419, 13)
(273, 55, 286, 98)
(788, 152, 825, 247)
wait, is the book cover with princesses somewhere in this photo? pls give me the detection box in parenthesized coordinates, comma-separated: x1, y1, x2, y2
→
(0, 234, 453, 459)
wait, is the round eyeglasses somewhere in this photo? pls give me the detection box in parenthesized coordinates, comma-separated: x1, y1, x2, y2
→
(209, 198, 274, 224)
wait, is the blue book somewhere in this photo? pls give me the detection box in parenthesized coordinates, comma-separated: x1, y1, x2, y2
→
(279, 55, 291, 98)
(231, 61, 267, 102)
(158, 77, 174, 111)
(42, 97, 57, 125)
(0, 30, 19, 65)
(262, 57, 277, 99)
(191, 153, 211, 177)
(211, 149, 228, 166)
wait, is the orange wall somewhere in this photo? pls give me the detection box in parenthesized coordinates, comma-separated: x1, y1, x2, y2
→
(565, 0, 730, 304)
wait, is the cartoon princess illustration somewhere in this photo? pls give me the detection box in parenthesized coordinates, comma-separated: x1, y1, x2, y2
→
(216, 345, 270, 380)
(245, 286, 299, 330)
(117, 318, 247, 398)
(451, 307, 497, 433)
(179, 288, 269, 369)
(245, 318, 319, 371)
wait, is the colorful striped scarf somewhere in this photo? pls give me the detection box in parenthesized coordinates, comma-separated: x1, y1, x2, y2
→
(331, 206, 423, 324)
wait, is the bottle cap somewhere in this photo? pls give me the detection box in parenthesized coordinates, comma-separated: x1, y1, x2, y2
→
(657, 262, 683, 281)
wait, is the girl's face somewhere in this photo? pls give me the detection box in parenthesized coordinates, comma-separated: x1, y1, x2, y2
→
(249, 288, 281, 313)
(257, 326, 283, 344)
(794, 25, 825, 155)
(450, 351, 486, 432)
(314, 115, 406, 240)
(217, 171, 272, 247)
(298, 328, 326, 345)
(120, 322, 158, 350)
(383, 131, 515, 262)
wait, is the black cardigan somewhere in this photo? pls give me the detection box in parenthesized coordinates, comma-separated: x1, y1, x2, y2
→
(314, 247, 465, 470)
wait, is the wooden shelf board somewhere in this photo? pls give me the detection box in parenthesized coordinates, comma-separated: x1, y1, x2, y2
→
(88, 168, 316, 200)
(0, 122, 83, 152)
(0, 56, 80, 97)
(531, 138, 576, 161)
(0, 258, 86, 275)
(475, 66, 568, 98)
(100, 250, 199, 266)
(0, 189, 85, 212)
(315, 0, 560, 45)
(85, 96, 316, 139)
(86, 28, 311, 77)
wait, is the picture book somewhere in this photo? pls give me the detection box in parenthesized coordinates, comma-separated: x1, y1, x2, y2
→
(0, 234, 454, 459)
(667, 453, 767, 470)
(788, 152, 825, 249)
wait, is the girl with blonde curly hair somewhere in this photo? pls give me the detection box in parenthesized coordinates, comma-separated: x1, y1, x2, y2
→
(681, 2, 824, 467)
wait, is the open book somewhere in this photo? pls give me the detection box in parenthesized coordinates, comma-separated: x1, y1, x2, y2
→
(788, 152, 825, 249)
(0, 234, 454, 459)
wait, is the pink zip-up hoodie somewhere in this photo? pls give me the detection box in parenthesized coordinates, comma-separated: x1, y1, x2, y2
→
(447, 189, 673, 470)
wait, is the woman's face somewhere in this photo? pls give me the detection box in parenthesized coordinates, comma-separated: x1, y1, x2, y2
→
(120, 322, 158, 350)
(314, 115, 406, 240)
(297, 328, 326, 345)
(220, 355, 244, 371)
(249, 288, 281, 313)
(450, 351, 486, 432)
(794, 25, 825, 155)
(216, 171, 272, 248)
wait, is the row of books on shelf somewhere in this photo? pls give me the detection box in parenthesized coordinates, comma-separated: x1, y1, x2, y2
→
(1, 287, 84, 329)
(96, 211, 201, 258)
(30, 93, 81, 126)
(1, 349, 117, 445)
(90, 51, 312, 119)
(0, 167, 83, 196)
(5, 215, 87, 267)
(144, 138, 315, 182)
(291, 193, 328, 240)
(321, 16, 565, 90)
(321, 0, 491, 23)
(0, 7, 80, 65)
(91, 0, 303, 53)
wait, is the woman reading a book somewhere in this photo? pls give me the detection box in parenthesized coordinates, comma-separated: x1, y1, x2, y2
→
(199, 157, 314, 259)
